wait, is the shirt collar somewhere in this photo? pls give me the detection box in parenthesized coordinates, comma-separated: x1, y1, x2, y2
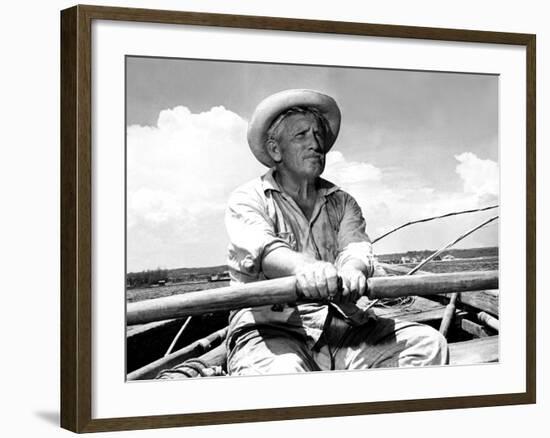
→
(261, 168, 340, 198)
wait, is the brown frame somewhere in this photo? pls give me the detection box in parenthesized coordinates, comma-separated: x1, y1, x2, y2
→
(60, 4, 536, 433)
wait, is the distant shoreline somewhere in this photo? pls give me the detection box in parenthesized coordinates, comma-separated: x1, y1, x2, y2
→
(126, 247, 498, 290)
(127, 246, 498, 276)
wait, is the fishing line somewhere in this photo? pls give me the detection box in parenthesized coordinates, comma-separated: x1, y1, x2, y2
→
(372, 205, 499, 244)
(366, 215, 499, 311)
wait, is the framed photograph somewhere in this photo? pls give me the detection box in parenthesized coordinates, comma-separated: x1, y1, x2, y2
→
(60, 4, 536, 433)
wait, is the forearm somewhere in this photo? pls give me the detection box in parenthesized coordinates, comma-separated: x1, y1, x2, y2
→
(336, 241, 375, 278)
(262, 247, 316, 279)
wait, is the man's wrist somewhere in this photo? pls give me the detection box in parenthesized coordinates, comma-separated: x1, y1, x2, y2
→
(339, 258, 372, 277)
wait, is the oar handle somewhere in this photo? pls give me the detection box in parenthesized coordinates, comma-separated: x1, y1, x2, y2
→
(127, 270, 498, 325)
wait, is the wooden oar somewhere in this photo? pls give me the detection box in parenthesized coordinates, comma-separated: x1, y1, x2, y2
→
(477, 311, 500, 331)
(127, 327, 228, 381)
(439, 292, 459, 336)
(127, 270, 498, 326)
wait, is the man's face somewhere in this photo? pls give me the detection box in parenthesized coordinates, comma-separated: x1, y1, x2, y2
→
(275, 113, 326, 180)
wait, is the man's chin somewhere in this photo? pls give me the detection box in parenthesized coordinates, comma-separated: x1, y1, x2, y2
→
(302, 165, 324, 179)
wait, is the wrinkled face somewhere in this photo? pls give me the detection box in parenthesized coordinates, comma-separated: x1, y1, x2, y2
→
(271, 112, 326, 179)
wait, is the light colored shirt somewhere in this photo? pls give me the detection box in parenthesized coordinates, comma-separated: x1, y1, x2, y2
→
(225, 168, 375, 348)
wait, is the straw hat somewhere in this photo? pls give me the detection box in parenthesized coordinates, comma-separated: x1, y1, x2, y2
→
(247, 89, 341, 167)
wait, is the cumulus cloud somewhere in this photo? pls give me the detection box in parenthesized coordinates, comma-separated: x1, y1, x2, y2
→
(323, 151, 499, 254)
(127, 105, 264, 271)
(323, 151, 382, 185)
(455, 152, 499, 198)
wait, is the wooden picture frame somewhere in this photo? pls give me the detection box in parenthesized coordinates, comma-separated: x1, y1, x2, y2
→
(60, 4, 536, 433)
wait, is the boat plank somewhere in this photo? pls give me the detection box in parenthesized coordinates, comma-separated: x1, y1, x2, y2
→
(459, 318, 494, 338)
(449, 336, 499, 365)
(459, 290, 499, 316)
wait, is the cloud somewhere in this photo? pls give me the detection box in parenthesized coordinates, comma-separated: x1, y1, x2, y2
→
(323, 151, 499, 254)
(127, 105, 264, 271)
(323, 151, 382, 185)
(455, 152, 499, 198)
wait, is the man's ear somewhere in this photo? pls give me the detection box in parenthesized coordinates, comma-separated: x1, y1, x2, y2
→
(266, 139, 282, 163)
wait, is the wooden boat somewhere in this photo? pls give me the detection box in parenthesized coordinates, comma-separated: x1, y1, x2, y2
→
(126, 267, 499, 380)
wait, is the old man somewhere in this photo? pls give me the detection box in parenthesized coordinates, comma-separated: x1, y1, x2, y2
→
(225, 89, 448, 375)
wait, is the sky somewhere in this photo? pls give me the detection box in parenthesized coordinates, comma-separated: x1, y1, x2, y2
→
(126, 56, 499, 272)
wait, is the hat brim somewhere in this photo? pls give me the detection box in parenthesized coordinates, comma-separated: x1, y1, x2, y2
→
(247, 89, 341, 168)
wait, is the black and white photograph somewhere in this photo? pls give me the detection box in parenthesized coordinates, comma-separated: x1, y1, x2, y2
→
(125, 57, 500, 381)
(2, 0, 544, 435)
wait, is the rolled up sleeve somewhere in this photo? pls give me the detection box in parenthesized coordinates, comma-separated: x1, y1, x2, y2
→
(334, 194, 375, 276)
(225, 188, 290, 282)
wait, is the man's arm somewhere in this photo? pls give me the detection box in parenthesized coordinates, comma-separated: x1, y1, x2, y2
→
(263, 246, 368, 301)
(225, 185, 290, 282)
(263, 192, 374, 302)
(262, 247, 339, 300)
(226, 182, 340, 300)
(334, 194, 376, 301)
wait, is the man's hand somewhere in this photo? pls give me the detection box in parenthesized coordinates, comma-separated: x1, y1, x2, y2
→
(337, 265, 367, 303)
(295, 261, 339, 300)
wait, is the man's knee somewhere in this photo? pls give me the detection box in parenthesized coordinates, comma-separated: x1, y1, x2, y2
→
(266, 352, 314, 374)
(227, 334, 317, 375)
(411, 324, 449, 366)
(229, 351, 313, 375)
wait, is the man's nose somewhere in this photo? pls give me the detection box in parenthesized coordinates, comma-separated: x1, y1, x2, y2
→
(309, 132, 322, 151)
